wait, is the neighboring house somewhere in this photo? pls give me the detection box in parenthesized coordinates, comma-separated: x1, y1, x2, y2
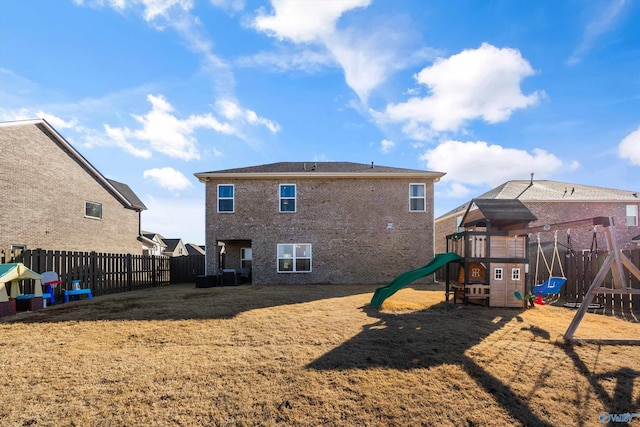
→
(0, 119, 147, 254)
(435, 178, 640, 254)
(162, 238, 189, 257)
(140, 232, 167, 256)
(185, 243, 206, 256)
(195, 162, 444, 285)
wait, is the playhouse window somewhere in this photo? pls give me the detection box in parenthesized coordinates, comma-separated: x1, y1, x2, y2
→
(494, 268, 504, 280)
(627, 205, 638, 226)
(85, 201, 102, 219)
(409, 184, 426, 212)
(280, 184, 296, 212)
(277, 243, 312, 273)
(512, 268, 521, 281)
(218, 185, 234, 212)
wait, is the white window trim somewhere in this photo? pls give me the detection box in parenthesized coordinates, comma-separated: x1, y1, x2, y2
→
(217, 184, 234, 213)
(84, 201, 102, 220)
(626, 205, 638, 226)
(494, 267, 504, 280)
(277, 243, 312, 273)
(512, 268, 521, 281)
(279, 184, 297, 213)
(409, 183, 426, 212)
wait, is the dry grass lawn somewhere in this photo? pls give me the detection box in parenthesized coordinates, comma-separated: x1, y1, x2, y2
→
(1, 282, 639, 426)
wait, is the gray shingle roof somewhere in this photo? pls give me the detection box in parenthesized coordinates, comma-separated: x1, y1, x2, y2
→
(196, 161, 444, 178)
(438, 180, 639, 220)
(107, 179, 147, 210)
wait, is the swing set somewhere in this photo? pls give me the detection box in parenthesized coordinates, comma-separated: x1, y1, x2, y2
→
(531, 231, 567, 304)
(508, 216, 640, 345)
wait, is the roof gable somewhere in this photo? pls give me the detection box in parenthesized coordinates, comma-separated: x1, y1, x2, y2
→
(0, 119, 146, 211)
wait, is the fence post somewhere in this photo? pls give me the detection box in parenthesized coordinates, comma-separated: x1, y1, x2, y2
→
(152, 255, 157, 287)
(126, 254, 133, 291)
(90, 251, 98, 293)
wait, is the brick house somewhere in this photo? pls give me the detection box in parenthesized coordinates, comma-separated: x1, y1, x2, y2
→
(0, 119, 147, 254)
(435, 178, 640, 254)
(195, 162, 444, 285)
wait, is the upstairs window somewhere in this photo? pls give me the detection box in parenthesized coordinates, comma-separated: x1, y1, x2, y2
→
(218, 184, 234, 213)
(409, 184, 426, 212)
(277, 243, 312, 273)
(627, 205, 638, 226)
(280, 184, 296, 212)
(512, 268, 521, 281)
(85, 201, 102, 219)
(494, 268, 503, 280)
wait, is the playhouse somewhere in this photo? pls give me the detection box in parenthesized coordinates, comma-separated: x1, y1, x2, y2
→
(0, 263, 45, 316)
(445, 199, 536, 308)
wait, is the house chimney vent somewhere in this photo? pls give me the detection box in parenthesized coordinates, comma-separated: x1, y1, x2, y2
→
(371, 162, 375, 168)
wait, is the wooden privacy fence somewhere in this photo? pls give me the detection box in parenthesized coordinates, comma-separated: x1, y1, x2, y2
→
(437, 248, 640, 313)
(170, 255, 205, 284)
(1, 248, 170, 301)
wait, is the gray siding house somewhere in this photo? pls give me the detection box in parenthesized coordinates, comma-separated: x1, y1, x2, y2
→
(195, 162, 444, 285)
(0, 119, 147, 254)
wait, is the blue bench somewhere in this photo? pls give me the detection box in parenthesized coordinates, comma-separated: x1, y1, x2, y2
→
(63, 288, 93, 303)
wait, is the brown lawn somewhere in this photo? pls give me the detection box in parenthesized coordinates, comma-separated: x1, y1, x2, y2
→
(1, 283, 639, 426)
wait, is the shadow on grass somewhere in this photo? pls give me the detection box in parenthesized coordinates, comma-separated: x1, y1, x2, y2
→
(562, 344, 640, 418)
(307, 302, 555, 426)
(3, 283, 381, 323)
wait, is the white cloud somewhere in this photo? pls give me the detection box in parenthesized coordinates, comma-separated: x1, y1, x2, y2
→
(380, 139, 395, 153)
(107, 94, 235, 160)
(76, 0, 235, 96)
(235, 48, 334, 73)
(439, 182, 472, 199)
(618, 126, 640, 165)
(421, 140, 579, 188)
(209, 0, 244, 14)
(253, 0, 370, 43)
(143, 167, 192, 192)
(216, 99, 280, 134)
(0, 108, 77, 129)
(379, 43, 542, 133)
(251, 1, 436, 102)
(566, 0, 628, 66)
(102, 125, 153, 158)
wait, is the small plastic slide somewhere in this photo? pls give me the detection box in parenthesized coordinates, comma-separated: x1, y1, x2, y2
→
(370, 252, 461, 307)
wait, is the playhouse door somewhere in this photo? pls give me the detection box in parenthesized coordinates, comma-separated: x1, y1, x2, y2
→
(490, 264, 525, 308)
(505, 264, 524, 308)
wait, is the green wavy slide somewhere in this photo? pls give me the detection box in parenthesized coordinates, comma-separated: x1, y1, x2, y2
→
(370, 252, 461, 307)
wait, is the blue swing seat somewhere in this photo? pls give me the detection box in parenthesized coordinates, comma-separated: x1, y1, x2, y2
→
(533, 277, 567, 297)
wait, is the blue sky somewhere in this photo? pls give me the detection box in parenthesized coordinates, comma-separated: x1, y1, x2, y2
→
(1, 0, 639, 246)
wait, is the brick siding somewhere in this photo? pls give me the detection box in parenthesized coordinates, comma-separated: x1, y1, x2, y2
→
(0, 124, 141, 254)
(205, 177, 437, 285)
